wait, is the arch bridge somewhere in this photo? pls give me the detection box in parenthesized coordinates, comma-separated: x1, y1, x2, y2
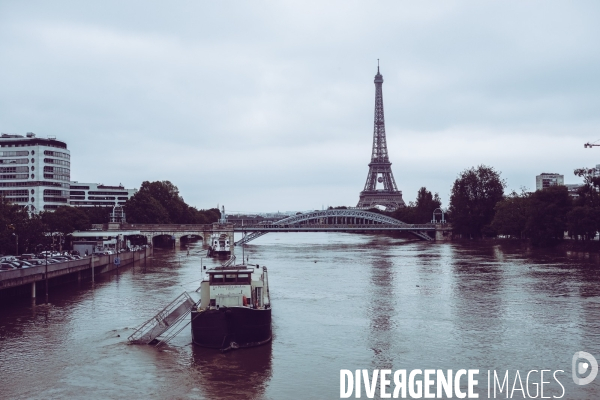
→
(119, 223, 234, 248)
(235, 209, 449, 245)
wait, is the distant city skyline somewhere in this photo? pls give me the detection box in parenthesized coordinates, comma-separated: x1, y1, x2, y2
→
(1, 1, 599, 212)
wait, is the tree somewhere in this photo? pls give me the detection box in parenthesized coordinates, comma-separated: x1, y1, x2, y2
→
(448, 165, 505, 237)
(491, 190, 530, 238)
(124, 191, 170, 224)
(41, 206, 91, 251)
(568, 167, 600, 240)
(525, 185, 572, 246)
(567, 206, 600, 240)
(138, 181, 187, 223)
(414, 187, 442, 223)
(0, 197, 38, 254)
(389, 204, 416, 223)
(124, 180, 220, 224)
(387, 187, 441, 224)
(80, 206, 112, 224)
(16, 213, 48, 253)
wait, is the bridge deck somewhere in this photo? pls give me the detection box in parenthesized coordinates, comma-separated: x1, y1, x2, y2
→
(235, 223, 439, 232)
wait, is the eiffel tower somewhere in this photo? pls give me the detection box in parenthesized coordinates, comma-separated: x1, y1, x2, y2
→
(356, 63, 406, 211)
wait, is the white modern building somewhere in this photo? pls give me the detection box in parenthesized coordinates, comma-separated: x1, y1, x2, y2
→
(0, 132, 70, 212)
(536, 173, 564, 191)
(69, 182, 137, 207)
(565, 183, 584, 198)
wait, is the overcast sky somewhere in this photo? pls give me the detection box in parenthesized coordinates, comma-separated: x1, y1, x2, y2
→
(1, 1, 599, 213)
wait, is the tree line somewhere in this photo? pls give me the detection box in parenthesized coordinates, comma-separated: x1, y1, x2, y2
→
(353, 164, 596, 247)
(447, 165, 598, 246)
(0, 181, 220, 255)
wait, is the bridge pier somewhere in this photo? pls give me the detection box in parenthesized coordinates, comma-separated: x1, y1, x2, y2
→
(31, 281, 36, 298)
(435, 224, 452, 241)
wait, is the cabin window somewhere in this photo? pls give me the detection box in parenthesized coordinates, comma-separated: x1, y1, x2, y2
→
(237, 273, 250, 283)
(212, 274, 224, 283)
(225, 274, 236, 283)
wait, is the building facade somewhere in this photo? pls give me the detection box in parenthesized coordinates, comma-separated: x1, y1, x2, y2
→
(0, 132, 70, 212)
(69, 182, 137, 208)
(565, 183, 584, 198)
(536, 173, 564, 191)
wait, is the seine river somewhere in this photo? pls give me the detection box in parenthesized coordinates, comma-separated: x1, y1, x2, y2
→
(1, 233, 600, 399)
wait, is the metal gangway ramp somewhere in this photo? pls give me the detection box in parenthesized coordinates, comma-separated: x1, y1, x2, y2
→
(222, 255, 236, 267)
(128, 291, 196, 345)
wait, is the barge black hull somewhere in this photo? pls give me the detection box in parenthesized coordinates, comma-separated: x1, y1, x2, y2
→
(191, 307, 271, 350)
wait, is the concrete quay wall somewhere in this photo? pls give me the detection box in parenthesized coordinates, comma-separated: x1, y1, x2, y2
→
(0, 247, 151, 301)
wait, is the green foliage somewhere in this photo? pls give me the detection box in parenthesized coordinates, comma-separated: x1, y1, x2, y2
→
(0, 197, 42, 254)
(449, 165, 505, 237)
(491, 190, 530, 238)
(125, 180, 220, 224)
(567, 206, 600, 240)
(573, 168, 600, 208)
(79, 206, 112, 224)
(0, 179, 219, 254)
(388, 187, 442, 224)
(41, 206, 91, 250)
(525, 185, 572, 246)
(125, 190, 170, 223)
(414, 187, 442, 223)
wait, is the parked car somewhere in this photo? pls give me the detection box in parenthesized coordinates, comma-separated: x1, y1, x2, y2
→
(20, 260, 34, 267)
(19, 254, 36, 260)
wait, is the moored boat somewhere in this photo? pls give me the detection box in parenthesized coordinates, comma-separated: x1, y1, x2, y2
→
(191, 262, 271, 351)
(207, 233, 231, 258)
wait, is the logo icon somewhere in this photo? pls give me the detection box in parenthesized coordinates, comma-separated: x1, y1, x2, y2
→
(572, 351, 598, 385)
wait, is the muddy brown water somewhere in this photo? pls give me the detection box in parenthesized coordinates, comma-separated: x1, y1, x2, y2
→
(1, 233, 599, 399)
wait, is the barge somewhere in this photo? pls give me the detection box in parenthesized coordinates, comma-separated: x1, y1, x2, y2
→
(191, 263, 271, 351)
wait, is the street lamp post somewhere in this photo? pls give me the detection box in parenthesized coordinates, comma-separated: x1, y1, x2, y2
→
(44, 250, 48, 304)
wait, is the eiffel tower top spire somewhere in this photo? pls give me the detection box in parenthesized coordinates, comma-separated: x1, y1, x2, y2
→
(371, 63, 388, 163)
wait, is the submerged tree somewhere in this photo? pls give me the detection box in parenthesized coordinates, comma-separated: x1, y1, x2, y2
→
(525, 185, 572, 246)
(567, 206, 600, 240)
(448, 165, 505, 238)
(491, 190, 530, 239)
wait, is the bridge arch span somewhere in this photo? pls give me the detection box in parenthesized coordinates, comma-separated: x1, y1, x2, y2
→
(273, 209, 407, 226)
(180, 234, 204, 243)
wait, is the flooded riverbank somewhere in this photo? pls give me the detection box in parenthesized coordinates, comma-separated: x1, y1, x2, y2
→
(1, 233, 599, 399)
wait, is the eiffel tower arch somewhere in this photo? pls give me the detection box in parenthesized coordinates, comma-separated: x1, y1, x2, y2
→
(357, 64, 406, 211)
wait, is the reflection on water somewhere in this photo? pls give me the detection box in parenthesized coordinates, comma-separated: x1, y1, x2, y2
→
(1, 235, 600, 399)
(191, 343, 272, 399)
(367, 237, 396, 370)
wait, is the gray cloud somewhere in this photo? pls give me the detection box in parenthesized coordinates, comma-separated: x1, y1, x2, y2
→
(1, 1, 599, 212)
